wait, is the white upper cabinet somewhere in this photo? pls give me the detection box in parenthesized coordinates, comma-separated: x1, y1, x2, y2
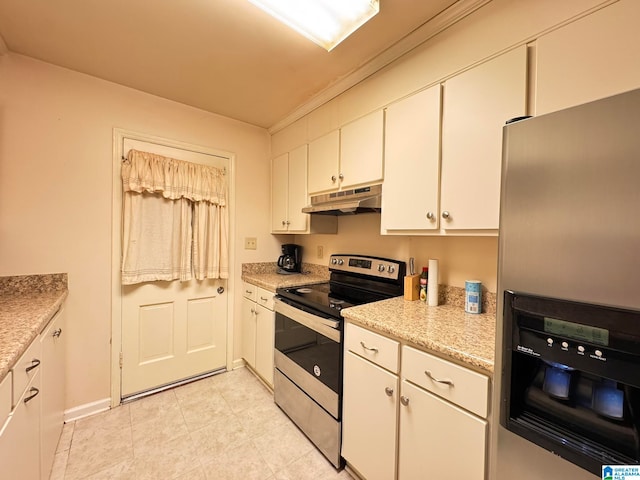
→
(271, 145, 308, 233)
(535, 0, 640, 115)
(271, 152, 289, 233)
(272, 144, 337, 234)
(308, 110, 384, 195)
(339, 109, 384, 190)
(382, 85, 441, 232)
(308, 130, 340, 194)
(440, 45, 527, 231)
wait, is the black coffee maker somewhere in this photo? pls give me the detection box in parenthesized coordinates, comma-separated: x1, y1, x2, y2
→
(277, 244, 302, 274)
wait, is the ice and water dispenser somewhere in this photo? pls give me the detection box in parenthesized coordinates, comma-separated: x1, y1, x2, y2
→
(501, 291, 640, 475)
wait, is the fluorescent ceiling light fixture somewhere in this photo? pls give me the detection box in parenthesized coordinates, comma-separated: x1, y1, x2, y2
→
(248, 0, 380, 51)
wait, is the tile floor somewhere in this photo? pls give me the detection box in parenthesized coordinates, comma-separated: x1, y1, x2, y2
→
(50, 367, 353, 480)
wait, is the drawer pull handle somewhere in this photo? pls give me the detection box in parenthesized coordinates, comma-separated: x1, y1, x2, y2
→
(360, 341, 378, 353)
(425, 370, 454, 387)
(53, 328, 63, 338)
(384, 387, 394, 397)
(400, 395, 410, 406)
(246, 290, 253, 294)
(260, 296, 268, 301)
(24, 387, 39, 404)
(26, 359, 41, 373)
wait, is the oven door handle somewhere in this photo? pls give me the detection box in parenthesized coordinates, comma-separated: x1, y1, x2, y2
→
(274, 298, 341, 342)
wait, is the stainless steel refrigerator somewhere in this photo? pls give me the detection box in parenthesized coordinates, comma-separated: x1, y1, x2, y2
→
(492, 88, 640, 479)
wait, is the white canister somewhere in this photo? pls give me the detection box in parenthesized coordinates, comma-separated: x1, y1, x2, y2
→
(465, 280, 482, 314)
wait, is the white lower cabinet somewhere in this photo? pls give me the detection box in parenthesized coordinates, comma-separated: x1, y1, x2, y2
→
(342, 322, 489, 480)
(398, 380, 487, 479)
(40, 307, 66, 479)
(242, 282, 275, 387)
(342, 351, 399, 480)
(0, 305, 66, 480)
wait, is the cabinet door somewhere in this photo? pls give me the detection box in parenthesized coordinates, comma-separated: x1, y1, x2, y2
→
(398, 380, 487, 480)
(241, 297, 257, 369)
(0, 372, 41, 480)
(40, 308, 66, 480)
(382, 86, 441, 232)
(271, 152, 289, 232)
(254, 303, 275, 387)
(342, 351, 398, 480)
(340, 110, 384, 189)
(536, 0, 640, 115)
(308, 130, 340, 194)
(441, 46, 527, 230)
(286, 144, 309, 232)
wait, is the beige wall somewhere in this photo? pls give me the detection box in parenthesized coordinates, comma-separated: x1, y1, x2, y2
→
(0, 54, 278, 409)
(293, 215, 498, 292)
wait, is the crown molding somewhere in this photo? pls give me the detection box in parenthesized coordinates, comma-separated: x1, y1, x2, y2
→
(268, 0, 490, 134)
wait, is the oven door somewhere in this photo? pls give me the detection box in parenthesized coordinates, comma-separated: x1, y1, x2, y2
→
(274, 297, 342, 419)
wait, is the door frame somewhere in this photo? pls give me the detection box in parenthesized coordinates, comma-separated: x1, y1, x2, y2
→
(110, 128, 236, 407)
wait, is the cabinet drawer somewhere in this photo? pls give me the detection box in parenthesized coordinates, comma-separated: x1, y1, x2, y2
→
(12, 339, 42, 407)
(345, 323, 399, 373)
(402, 346, 489, 418)
(0, 372, 11, 430)
(256, 287, 275, 311)
(242, 281, 257, 302)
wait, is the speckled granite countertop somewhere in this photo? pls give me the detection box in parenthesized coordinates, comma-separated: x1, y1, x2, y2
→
(342, 297, 495, 374)
(0, 274, 68, 382)
(241, 262, 329, 292)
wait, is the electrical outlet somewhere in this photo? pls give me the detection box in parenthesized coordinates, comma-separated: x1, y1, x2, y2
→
(317, 245, 324, 259)
(245, 237, 257, 250)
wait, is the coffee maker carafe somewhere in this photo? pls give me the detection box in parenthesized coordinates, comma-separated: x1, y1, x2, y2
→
(277, 244, 302, 274)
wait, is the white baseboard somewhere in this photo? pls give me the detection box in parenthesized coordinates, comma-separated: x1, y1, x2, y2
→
(232, 358, 247, 370)
(64, 398, 111, 423)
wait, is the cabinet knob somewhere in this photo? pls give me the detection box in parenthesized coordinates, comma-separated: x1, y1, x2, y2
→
(426, 212, 434, 220)
(442, 211, 451, 219)
(400, 395, 410, 406)
(281, 220, 286, 226)
(52, 328, 62, 338)
(250, 308, 255, 314)
(331, 175, 337, 182)
(339, 173, 344, 181)
(217, 286, 225, 294)
(286, 220, 290, 226)
(384, 386, 394, 397)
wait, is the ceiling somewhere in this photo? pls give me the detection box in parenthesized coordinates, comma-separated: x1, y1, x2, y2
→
(0, 0, 482, 129)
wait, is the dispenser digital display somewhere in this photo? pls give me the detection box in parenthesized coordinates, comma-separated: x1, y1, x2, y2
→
(543, 317, 609, 346)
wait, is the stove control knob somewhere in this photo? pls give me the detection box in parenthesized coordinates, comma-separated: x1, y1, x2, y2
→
(337, 259, 344, 265)
(377, 264, 385, 272)
(561, 341, 569, 349)
(331, 258, 338, 265)
(578, 345, 585, 353)
(595, 349, 603, 357)
(387, 265, 395, 274)
(547, 338, 553, 346)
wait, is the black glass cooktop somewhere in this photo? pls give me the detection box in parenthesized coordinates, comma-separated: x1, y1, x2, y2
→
(276, 282, 364, 318)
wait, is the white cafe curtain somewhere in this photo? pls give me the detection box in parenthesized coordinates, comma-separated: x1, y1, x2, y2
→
(121, 149, 228, 285)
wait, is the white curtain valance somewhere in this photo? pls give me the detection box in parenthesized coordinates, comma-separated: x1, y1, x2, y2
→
(121, 148, 229, 285)
(122, 149, 226, 205)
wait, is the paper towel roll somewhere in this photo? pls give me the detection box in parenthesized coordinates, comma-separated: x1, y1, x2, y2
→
(427, 259, 439, 306)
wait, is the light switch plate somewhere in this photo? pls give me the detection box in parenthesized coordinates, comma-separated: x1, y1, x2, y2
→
(245, 237, 257, 250)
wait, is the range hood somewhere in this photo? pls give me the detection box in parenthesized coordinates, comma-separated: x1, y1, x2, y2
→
(302, 184, 382, 215)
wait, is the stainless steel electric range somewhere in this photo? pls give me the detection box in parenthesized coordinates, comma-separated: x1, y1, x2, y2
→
(273, 254, 406, 468)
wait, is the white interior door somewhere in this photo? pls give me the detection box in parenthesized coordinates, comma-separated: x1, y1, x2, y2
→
(120, 139, 229, 398)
